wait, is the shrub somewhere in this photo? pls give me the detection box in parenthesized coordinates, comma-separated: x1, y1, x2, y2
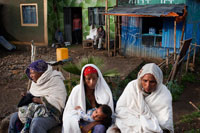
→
(167, 80, 184, 101)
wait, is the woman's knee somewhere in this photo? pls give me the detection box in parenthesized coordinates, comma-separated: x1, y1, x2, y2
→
(30, 117, 40, 128)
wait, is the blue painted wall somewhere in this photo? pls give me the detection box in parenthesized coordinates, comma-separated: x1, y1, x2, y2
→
(162, 18, 183, 49)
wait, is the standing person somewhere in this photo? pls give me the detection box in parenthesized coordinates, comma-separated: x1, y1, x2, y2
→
(94, 26, 105, 50)
(73, 14, 82, 44)
(108, 63, 173, 133)
(62, 64, 114, 133)
(55, 28, 64, 45)
(8, 59, 67, 133)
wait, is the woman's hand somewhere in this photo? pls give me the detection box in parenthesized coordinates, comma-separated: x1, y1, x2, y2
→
(32, 97, 42, 104)
(81, 121, 101, 133)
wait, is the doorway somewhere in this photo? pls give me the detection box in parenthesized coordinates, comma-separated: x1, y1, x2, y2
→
(64, 7, 82, 44)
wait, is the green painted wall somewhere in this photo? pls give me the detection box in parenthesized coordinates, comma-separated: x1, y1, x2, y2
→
(48, 0, 65, 44)
(0, 0, 44, 42)
(48, 0, 116, 44)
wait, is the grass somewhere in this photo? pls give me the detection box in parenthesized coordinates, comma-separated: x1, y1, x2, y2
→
(179, 111, 200, 123)
(167, 80, 184, 101)
(112, 61, 146, 101)
(184, 129, 200, 133)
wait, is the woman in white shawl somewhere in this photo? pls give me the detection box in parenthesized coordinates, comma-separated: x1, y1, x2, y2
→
(8, 59, 67, 133)
(108, 63, 173, 133)
(62, 64, 114, 133)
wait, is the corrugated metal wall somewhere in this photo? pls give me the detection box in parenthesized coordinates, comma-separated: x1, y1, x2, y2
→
(121, 17, 182, 58)
(162, 18, 183, 48)
(186, 0, 200, 45)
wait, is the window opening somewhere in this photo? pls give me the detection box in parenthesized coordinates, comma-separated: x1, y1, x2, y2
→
(142, 17, 163, 47)
(88, 7, 105, 26)
(20, 3, 38, 26)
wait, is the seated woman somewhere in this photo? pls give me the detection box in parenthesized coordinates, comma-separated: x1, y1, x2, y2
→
(62, 64, 114, 133)
(8, 59, 67, 133)
(94, 26, 105, 50)
(86, 25, 97, 40)
(108, 63, 173, 133)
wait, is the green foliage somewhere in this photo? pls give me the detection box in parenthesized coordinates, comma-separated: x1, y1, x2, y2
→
(63, 63, 81, 75)
(20, 74, 28, 80)
(184, 129, 200, 133)
(113, 62, 146, 101)
(181, 73, 196, 83)
(179, 111, 200, 123)
(167, 80, 184, 101)
(64, 77, 79, 98)
(62, 56, 120, 96)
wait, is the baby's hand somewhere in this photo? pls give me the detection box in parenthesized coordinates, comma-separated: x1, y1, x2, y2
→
(75, 106, 81, 110)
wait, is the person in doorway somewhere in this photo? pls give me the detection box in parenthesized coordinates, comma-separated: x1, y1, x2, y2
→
(62, 64, 114, 133)
(73, 14, 82, 44)
(94, 26, 105, 50)
(8, 59, 67, 133)
(108, 63, 174, 133)
(55, 28, 64, 45)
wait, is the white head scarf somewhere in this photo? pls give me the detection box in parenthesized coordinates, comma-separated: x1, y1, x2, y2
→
(137, 63, 163, 93)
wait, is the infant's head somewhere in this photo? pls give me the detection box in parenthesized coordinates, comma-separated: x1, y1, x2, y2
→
(91, 104, 112, 121)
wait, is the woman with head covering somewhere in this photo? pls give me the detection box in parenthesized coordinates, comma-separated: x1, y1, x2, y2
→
(108, 63, 173, 133)
(62, 64, 114, 133)
(8, 59, 67, 133)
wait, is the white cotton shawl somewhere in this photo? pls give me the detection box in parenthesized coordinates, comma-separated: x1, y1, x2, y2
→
(30, 65, 67, 113)
(86, 26, 97, 40)
(114, 63, 173, 133)
(62, 64, 114, 133)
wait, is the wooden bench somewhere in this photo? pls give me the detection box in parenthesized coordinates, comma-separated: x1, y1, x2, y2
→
(82, 39, 94, 49)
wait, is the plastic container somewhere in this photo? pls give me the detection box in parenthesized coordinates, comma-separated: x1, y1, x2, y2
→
(56, 48, 69, 61)
(64, 42, 71, 47)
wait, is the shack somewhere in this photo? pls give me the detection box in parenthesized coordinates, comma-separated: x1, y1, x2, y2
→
(105, 0, 200, 58)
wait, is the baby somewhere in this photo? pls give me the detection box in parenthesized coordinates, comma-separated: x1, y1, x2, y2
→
(18, 93, 49, 133)
(75, 104, 112, 128)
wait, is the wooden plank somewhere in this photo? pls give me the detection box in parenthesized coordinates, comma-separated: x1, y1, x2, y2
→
(170, 38, 192, 81)
(174, 20, 177, 60)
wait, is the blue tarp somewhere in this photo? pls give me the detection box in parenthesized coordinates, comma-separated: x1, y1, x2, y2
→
(0, 36, 16, 50)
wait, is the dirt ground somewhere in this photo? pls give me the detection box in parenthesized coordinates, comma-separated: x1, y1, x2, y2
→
(0, 44, 200, 132)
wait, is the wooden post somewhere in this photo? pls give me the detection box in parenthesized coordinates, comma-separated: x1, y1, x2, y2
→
(114, 16, 117, 56)
(27, 40, 36, 91)
(108, 15, 110, 56)
(180, 19, 186, 47)
(193, 43, 197, 65)
(105, 0, 108, 49)
(186, 45, 191, 73)
(118, 16, 121, 53)
(166, 48, 169, 69)
(174, 20, 177, 60)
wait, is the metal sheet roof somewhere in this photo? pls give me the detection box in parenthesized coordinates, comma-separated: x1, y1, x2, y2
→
(106, 4, 185, 17)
